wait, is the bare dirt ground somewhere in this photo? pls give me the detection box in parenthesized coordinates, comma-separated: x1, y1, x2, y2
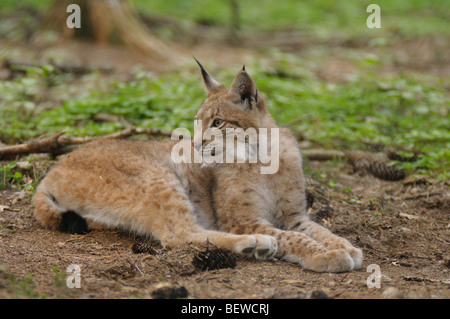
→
(0, 30, 449, 299)
(0, 157, 448, 299)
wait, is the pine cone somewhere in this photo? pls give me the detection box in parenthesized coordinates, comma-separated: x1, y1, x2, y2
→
(131, 243, 156, 255)
(344, 150, 405, 181)
(192, 248, 237, 271)
(367, 161, 406, 181)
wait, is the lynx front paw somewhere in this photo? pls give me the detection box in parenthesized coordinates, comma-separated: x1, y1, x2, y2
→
(254, 234, 277, 260)
(236, 234, 277, 260)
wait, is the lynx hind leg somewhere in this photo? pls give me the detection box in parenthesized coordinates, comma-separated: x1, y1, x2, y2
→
(277, 230, 354, 273)
(33, 186, 89, 234)
(295, 216, 363, 270)
(241, 223, 354, 273)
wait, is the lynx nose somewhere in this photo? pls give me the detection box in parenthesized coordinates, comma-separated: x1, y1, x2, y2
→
(192, 142, 202, 151)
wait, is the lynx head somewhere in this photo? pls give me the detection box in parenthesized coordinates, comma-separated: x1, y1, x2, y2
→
(192, 59, 277, 163)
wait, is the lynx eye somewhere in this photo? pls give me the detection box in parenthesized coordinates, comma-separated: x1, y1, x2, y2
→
(212, 119, 224, 127)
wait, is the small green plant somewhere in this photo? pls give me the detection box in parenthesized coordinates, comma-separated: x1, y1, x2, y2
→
(349, 198, 362, 205)
(0, 156, 44, 193)
(0, 161, 17, 190)
(50, 266, 78, 298)
(327, 180, 338, 189)
(364, 210, 382, 230)
(394, 149, 450, 182)
(51, 266, 67, 288)
(0, 52, 447, 180)
(3, 273, 40, 298)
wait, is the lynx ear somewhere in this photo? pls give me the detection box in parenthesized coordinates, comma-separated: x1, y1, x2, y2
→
(229, 69, 258, 108)
(194, 57, 223, 95)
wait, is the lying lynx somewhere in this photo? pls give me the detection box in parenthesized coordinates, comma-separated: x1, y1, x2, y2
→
(33, 60, 362, 273)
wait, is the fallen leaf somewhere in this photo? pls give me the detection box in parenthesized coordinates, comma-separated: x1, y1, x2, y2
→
(0, 205, 10, 213)
(399, 212, 419, 220)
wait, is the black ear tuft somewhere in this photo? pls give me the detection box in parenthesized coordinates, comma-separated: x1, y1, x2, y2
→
(193, 56, 208, 82)
(193, 56, 222, 95)
(242, 65, 246, 71)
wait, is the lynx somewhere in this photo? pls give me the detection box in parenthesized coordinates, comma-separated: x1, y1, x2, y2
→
(33, 60, 362, 273)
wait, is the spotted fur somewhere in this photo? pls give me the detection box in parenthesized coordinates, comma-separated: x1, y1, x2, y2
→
(33, 62, 362, 272)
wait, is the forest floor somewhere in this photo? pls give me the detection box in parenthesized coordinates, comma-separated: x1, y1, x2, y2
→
(0, 18, 449, 299)
(0, 158, 449, 299)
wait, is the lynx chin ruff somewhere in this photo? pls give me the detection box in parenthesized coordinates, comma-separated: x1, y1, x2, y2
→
(33, 61, 362, 273)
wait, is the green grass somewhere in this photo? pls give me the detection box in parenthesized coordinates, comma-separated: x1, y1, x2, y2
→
(1, 0, 448, 38)
(0, 67, 204, 139)
(133, 0, 450, 37)
(0, 0, 52, 12)
(1, 53, 448, 181)
(0, 272, 41, 298)
(0, 1, 448, 182)
(251, 55, 449, 180)
(0, 156, 43, 191)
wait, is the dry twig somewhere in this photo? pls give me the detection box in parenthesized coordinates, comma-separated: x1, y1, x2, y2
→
(0, 127, 172, 159)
